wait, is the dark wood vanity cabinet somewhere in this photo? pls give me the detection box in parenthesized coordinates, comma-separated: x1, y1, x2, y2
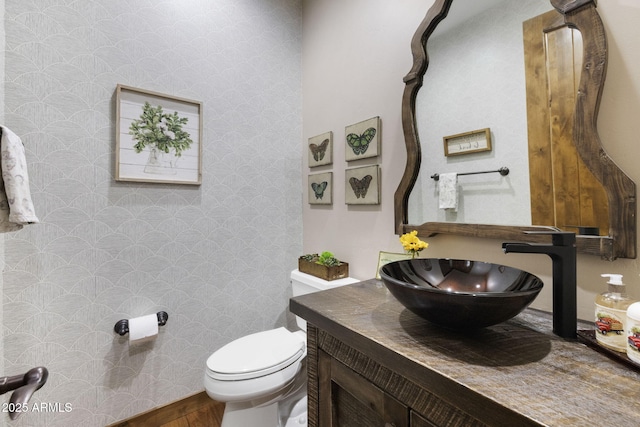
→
(311, 325, 486, 427)
(319, 350, 409, 427)
(292, 279, 640, 427)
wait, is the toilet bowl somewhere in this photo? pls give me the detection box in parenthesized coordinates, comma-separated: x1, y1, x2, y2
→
(204, 269, 358, 427)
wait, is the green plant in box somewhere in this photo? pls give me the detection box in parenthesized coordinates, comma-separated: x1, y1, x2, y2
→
(299, 251, 348, 281)
(316, 251, 341, 266)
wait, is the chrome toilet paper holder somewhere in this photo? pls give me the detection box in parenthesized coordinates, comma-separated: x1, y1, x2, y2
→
(114, 311, 169, 336)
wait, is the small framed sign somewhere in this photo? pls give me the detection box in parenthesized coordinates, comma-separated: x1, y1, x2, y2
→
(375, 251, 412, 279)
(443, 128, 491, 156)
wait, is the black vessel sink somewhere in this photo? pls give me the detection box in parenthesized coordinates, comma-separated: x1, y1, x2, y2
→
(379, 259, 544, 330)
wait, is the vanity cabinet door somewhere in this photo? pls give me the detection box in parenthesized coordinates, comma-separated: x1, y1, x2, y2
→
(410, 411, 438, 427)
(411, 409, 486, 427)
(319, 350, 409, 427)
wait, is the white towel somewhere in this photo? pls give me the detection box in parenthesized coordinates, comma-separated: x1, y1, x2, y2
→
(0, 126, 39, 232)
(438, 173, 458, 211)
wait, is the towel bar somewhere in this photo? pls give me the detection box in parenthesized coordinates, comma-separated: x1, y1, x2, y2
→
(431, 166, 509, 181)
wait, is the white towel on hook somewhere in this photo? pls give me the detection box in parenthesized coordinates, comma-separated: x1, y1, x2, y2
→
(0, 126, 39, 232)
(438, 173, 458, 211)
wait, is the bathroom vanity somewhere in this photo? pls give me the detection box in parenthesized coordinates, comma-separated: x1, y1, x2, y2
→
(290, 279, 640, 426)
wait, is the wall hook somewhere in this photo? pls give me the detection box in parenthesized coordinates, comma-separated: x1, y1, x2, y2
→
(114, 311, 169, 336)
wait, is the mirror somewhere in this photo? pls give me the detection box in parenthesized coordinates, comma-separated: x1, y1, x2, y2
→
(410, 0, 561, 227)
(394, 0, 636, 260)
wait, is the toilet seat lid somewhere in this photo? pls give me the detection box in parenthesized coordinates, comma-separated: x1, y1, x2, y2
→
(206, 327, 305, 381)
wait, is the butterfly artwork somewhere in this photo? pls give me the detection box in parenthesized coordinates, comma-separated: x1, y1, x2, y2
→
(311, 181, 328, 199)
(309, 138, 329, 162)
(308, 131, 332, 167)
(345, 116, 380, 161)
(346, 128, 376, 156)
(308, 172, 333, 205)
(349, 175, 372, 199)
(345, 165, 380, 205)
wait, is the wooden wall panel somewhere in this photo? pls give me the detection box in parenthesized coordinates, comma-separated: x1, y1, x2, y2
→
(525, 10, 609, 234)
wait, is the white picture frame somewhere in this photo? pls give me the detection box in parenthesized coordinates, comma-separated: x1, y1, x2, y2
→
(116, 84, 203, 185)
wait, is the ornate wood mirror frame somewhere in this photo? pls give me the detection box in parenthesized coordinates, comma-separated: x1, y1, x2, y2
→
(394, 0, 636, 260)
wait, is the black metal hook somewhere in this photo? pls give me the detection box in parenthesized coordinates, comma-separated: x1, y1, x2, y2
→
(114, 311, 169, 336)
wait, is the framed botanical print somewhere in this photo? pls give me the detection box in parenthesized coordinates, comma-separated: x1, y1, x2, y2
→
(116, 84, 203, 185)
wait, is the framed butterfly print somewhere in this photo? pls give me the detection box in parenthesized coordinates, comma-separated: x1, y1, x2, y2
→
(345, 164, 380, 205)
(308, 172, 333, 205)
(345, 116, 380, 161)
(116, 84, 202, 185)
(308, 131, 332, 167)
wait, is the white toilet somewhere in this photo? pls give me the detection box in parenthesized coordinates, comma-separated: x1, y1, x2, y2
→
(204, 269, 358, 427)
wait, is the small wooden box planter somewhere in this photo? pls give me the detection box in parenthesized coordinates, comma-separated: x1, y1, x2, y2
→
(298, 257, 349, 281)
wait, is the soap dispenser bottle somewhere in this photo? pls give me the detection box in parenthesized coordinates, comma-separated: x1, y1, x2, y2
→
(626, 302, 640, 365)
(595, 274, 631, 352)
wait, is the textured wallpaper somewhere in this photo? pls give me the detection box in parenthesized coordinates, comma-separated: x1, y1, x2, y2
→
(1, 0, 302, 425)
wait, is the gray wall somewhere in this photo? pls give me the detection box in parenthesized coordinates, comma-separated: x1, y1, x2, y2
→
(1, 0, 302, 425)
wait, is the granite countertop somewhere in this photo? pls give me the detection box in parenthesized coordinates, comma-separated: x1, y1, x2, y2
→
(290, 278, 640, 426)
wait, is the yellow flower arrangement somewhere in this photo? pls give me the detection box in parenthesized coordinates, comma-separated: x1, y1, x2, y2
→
(399, 230, 428, 258)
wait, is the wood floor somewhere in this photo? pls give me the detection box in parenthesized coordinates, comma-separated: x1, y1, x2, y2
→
(108, 392, 224, 427)
(158, 399, 224, 427)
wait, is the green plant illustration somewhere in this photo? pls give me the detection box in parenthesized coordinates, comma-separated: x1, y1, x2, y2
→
(129, 102, 193, 158)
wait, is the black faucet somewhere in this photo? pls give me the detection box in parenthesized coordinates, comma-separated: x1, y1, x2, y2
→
(0, 367, 48, 420)
(502, 232, 577, 339)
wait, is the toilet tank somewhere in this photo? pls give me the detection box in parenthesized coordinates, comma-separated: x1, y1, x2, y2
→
(291, 269, 359, 330)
